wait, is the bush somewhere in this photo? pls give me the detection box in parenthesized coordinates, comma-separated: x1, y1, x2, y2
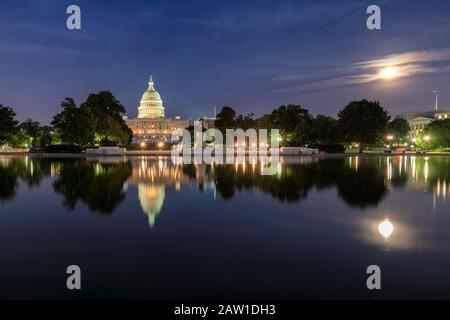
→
(100, 139, 117, 147)
(308, 144, 345, 154)
(31, 144, 84, 153)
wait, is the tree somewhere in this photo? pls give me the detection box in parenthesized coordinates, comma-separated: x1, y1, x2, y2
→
(312, 115, 339, 144)
(0, 105, 19, 146)
(270, 105, 313, 146)
(256, 114, 273, 130)
(19, 119, 42, 147)
(215, 106, 236, 132)
(338, 99, 390, 153)
(292, 115, 313, 146)
(39, 126, 54, 146)
(52, 92, 132, 147)
(387, 118, 410, 146)
(417, 119, 450, 150)
(79, 91, 132, 145)
(235, 113, 256, 130)
(51, 98, 95, 147)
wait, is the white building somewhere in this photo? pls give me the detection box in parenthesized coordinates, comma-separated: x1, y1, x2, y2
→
(435, 110, 450, 120)
(125, 76, 190, 143)
(397, 107, 450, 139)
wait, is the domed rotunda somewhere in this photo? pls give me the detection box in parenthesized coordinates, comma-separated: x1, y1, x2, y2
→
(125, 75, 190, 143)
(138, 76, 165, 118)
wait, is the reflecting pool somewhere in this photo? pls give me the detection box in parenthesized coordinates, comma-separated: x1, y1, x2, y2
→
(1, 155, 450, 299)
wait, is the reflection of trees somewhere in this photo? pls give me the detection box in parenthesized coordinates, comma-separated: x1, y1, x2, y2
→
(20, 159, 50, 188)
(212, 158, 389, 209)
(52, 160, 131, 214)
(2, 155, 450, 213)
(335, 161, 388, 209)
(421, 157, 450, 183)
(0, 157, 49, 202)
(387, 157, 409, 188)
(0, 162, 18, 202)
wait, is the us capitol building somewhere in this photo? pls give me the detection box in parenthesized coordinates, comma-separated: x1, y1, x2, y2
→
(124, 76, 191, 143)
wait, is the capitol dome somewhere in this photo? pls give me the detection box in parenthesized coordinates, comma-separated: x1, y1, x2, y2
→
(138, 76, 165, 118)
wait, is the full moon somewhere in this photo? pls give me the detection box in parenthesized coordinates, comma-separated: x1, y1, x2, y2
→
(381, 67, 398, 79)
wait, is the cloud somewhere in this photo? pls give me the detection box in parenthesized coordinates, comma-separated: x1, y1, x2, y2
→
(272, 48, 450, 93)
(356, 48, 450, 69)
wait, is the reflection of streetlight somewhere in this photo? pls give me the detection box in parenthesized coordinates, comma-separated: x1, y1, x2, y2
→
(378, 218, 394, 239)
(424, 135, 430, 153)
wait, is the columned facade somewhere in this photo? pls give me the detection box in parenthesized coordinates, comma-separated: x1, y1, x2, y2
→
(125, 76, 190, 143)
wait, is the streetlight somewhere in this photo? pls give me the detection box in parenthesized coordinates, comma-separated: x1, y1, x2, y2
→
(386, 135, 394, 149)
(140, 142, 146, 150)
(157, 142, 164, 148)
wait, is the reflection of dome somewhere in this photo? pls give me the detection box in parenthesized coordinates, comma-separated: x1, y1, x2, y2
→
(138, 183, 165, 228)
(138, 75, 165, 118)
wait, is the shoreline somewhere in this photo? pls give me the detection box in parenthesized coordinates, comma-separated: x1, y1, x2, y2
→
(1, 151, 450, 158)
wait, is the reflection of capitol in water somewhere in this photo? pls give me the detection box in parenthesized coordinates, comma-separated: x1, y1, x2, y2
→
(126, 157, 215, 228)
(36, 155, 450, 229)
(126, 156, 322, 227)
(138, 184, 165, 228)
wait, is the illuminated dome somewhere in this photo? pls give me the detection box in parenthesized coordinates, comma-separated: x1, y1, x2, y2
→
(138, 76, 165, 118)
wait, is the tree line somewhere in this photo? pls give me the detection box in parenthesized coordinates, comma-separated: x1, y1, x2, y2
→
(0, 91, 132, 150)
(215, 99, 411, 153)
(0, 94, 432, 153)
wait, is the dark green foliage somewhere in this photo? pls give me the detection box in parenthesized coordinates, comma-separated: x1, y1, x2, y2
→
(215, 106, 236, 132)
(417, 119, 450, 149)
(51, 92, 132, 147)
(387, 118, 410, 145)
(0, 105, 18, 145)
(338, 99, 390, 152)
(312, 115, 339, 144)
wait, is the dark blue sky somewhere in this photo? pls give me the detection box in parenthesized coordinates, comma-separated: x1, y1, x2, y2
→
(1, 0, 450, 124)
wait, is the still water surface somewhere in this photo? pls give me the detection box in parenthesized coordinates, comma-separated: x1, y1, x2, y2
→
(1, 155, 450, 299)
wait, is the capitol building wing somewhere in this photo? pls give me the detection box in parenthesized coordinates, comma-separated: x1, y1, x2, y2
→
(125, 76, 190, 143)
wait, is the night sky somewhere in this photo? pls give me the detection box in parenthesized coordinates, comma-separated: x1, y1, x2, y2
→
(1, 0, 450, 124)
